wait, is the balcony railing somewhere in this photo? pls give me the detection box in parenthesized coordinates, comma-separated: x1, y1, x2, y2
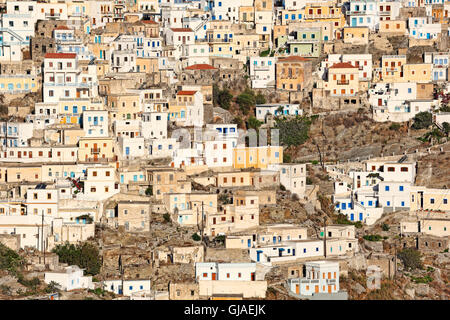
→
(45, 13, 61, 18)
(337, 80, 349, 85)
(386, 67, 397, 72)
(303, 14, 341, 19)
(91, 148, 101, 154)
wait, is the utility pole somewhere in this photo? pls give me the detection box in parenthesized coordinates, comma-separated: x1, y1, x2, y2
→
(41, 210, 46, 266)
(323, 216, 327, 259)
(148, 200, 152, 235)
(197, 206, 200, 233)
(201, 201, 204, 242)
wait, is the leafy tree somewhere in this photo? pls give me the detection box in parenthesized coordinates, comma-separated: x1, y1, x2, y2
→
(275, 116, 312, 147)
(442, 122, 450, 135)
(192, 233, 201, 241)
(145, 186, 153, 196)
(255, 93, 266, 105)
(283, 153, 292, 163)
(44, 281, 61, 293)
(52, 242, 101, 276)
(218, 88, 233, 110)
(163, 213, 171, 223)
(382, 223, 390, 231)
(213, 84, 233, 110)
(236, 92, 255, 115)
(212, 83, 220, 107)
(232, 116, 244, 128)
(398, 248, 423, 271)
(411, 111, 432, 130)
(247, 116, 263, 130)
(0, 243, 24, 275)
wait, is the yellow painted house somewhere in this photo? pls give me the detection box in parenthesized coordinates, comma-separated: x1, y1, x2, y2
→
(78, 137, 115, 163)
(107, 93, 141, 121)
(410, 187, 450, 212)
(233, 146, 283, 169)
(402, 63, 433, 83)
(0, 75, 38, 94)
(303, 2, 346, 29)
(380, 55, 407, 83)
(59, 99, 105, 124)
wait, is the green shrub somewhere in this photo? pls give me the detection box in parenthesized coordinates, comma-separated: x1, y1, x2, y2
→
(213, 84, 234, 110)
(275, 116, 312, 147)
(17, 275, 40, 290)
(381, 223, 390, 231)
(280, 184, 286, 191)
(410, 275, 433, 284)
(255, 93, 266, 104)
(398, 248, 423, 271)
(0, 243, 25, 275)
(306, 177, 313, 185)
(145, 186, 153, 196)
(44, 281, 61, 293)
(363, 235, 383, 242)
(192, 233, 201, 241)
(260, 49, 270, 57)
(247, 116, 263, 130)
(236, 89, 256, 115)
(442, 122, 450, 134)
(389, 123, 401, 131)
(335, 214, 363, 228)
(311, 160, 319, 165)
(283, 153, 292, 163)
(52, 242, 101, 276)
(214, 235, 225, 243)
(411, 112, 432, 130)
(163, 213, 171, 223)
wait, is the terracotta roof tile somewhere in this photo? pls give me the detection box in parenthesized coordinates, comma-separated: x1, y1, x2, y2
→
(329, 62, 358, 69)
(170, 28, 193, 32)
(177, 90, 197, 95)
(54, 26, 71, 30)
(44, 53, 77, 59)
(185, 64, 217, 70)
(277, 56, 310, 62)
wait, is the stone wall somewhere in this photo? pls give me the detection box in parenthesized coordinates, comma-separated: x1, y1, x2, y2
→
(0, 234, 20, 251)
(205, 248, 251, 263)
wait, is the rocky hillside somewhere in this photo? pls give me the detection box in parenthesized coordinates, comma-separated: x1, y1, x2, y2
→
(286, 110, 427, 163)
